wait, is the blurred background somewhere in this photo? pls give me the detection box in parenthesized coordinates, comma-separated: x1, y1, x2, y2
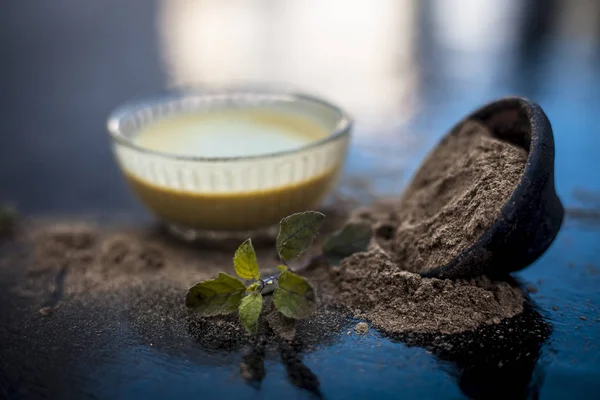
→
(1, 0, 599, 215)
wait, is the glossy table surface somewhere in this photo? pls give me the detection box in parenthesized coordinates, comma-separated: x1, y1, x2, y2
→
(1, 1, 599, 399)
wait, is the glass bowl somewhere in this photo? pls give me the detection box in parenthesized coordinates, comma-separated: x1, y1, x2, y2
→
(107, 89, 352, 236)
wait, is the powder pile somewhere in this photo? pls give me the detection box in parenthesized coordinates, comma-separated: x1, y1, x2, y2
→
(308, 119, 528, 335)
(319, 249, 524, 335)
(359, 120, 528, 273)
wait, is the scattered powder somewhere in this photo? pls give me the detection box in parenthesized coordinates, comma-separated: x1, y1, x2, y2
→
(7, 214, 351, 349)
(19, 205, 348, 299)
(38, 306, 54, 317)
(21, 222, 231, 298)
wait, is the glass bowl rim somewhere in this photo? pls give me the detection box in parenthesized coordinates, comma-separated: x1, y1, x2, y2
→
(106, 88, 353, 162)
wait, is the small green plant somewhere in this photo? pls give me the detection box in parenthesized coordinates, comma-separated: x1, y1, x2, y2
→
(185, 211, 324, 335)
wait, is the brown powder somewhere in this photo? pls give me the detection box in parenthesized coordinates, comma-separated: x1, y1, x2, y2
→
(9, 217, 523, 340)
(18, 221, 277, 299)
(312, 249, 523, 335)
(7, 214, 351, 346)
(18, 202, 353, 298)
(359, 120, 528, 273)
(306, 120, 528, 334)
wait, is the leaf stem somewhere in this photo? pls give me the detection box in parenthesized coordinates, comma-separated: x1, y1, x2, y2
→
(279, 256, 293, 272)
(259, 274, 279, 296)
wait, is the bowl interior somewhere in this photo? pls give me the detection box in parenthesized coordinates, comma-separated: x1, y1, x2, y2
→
(108, 91, 350, 160)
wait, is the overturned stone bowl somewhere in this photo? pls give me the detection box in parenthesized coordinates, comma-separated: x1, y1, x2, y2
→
(415, 97, 564, 279)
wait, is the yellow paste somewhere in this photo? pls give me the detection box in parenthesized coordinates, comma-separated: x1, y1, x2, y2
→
(122, 109, 341, 231)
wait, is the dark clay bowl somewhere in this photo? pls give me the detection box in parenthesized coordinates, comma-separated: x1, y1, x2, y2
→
(419, 97, 564, 279)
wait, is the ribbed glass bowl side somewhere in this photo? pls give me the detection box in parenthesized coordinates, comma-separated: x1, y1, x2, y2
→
(107, 91, 351, 232)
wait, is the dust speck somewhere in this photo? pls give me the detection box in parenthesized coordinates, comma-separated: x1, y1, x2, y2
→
(354, 322, 369, 334)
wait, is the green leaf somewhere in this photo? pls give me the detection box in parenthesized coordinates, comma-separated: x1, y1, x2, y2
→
(246, 282, 261, 292)
(185, 272, 246, 316)
(233, 238, 260, 280)
(322, 222, 372, 265)
(276, 211, 325, 261)
(273, 271, 316, 319)
(277, 264, 289, 272)
(239, 292, 263, 335)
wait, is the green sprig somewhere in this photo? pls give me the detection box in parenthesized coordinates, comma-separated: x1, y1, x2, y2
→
(185, 211, 324, 335)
